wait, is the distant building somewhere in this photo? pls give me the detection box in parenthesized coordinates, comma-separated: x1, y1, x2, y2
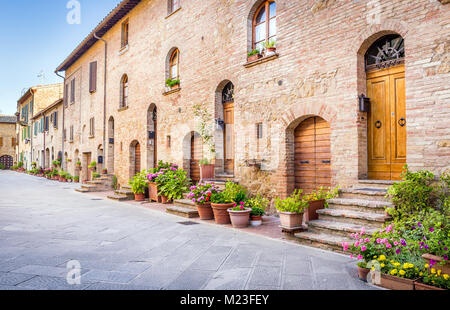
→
(0, 115, 17, 169)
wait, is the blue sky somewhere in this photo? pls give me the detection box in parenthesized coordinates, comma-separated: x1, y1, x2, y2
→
(0, 0, 122, 115)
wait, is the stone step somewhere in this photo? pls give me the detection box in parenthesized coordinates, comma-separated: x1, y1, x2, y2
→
(340, 188, 390, 202)
(75, 188, 90, 193)
(87, 180, 104, 185)
(122, 185, 132, 190)
(358, 179, 395, 189)
(107, 194, 132, 201)
(115, 189, 134, 198)
(308, 219, 379, 238)
(317, 208, 389, 228)
(166, 206, 199, 219)
(327, 198, 391, 214)
(174, 199, 197, 210)
(291, 231, 351, 254)
(80, 184, 102, 192)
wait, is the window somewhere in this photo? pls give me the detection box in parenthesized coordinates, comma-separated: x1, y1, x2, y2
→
(63, 128, 67, 141)
(257, 123, 263, 139)
(89, 118, 95, 137)
(253, 1, 276, 52)
(44, 116, 49, 132)
(121, 20, 129, 48)
(89, 61, 97, 93)
(50, 112, 58, 129)
(168, 0, 180, 14)
(70, 79, 75, 103)
(70, 126, 74, 142)
(12, 138, 16, 147)
(166, 136, 171, 148)
(0, 137, 3, 147)
(169, 49, 180, 80)
(120, 75, 129, 108)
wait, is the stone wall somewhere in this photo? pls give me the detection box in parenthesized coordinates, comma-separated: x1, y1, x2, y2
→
(0, 121, 16, 161)
(60, 0, 450, 195)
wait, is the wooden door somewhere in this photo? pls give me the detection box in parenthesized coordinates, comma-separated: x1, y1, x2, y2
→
(135, 143, 141, 175)
(86, 153, 92, 182)
(223, 102, 235, 175)
(367, 65, 406, 180)
(294, 117, 331, 194)
(190, 132, 202, 184)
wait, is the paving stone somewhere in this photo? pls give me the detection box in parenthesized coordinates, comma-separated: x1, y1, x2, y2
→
(0, 272, 36, 286)
(84, 282, 159, 290)
(203, 268, 252, 290)
(282, 274, 315, 290)
(188, 246, 233, 271)
(247, 266, 282, 287)
(82, 270, 138, 284)
(11, 265, 69, 278)
(17, 276, 92, 290)
(167, 269, 215, 290)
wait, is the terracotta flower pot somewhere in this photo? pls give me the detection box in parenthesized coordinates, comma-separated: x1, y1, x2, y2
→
(414, 281, 446, 291)
(305, 199, 325, 223)
(211, 203, 234, 225)
(134, 193, 145, 202)
(200, 164, 215, 180)
(250, 215, 263, 227)
(196, 203, 214, 220)
(161, 195, 171, 204)
(357, 266, 371, 282)
(248, 54, 262, 62)
(170, 84, 180, 90)
(379, 274, 416, 290)
(228, 208, 252, 228)
(148, 182, 161, 203)
(422, 254, 450, 275)
(279, 211, 304, 229)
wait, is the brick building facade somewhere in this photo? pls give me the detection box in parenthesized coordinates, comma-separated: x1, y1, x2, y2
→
(55, 0, 449, 198)
(0, 116, 16, 169)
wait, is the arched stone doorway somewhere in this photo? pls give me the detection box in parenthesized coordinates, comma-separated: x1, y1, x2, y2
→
(294, 116, 331, 194)
(364, 34, 406, 180)
(215, 80, 235, 176)
(108, 117, 115, 174)
(0, 155, 13, 169)
(130, 140, 141, 178)
(147, 104, 157, 170)
(97, 145, 104, 173)
(45, 148, 50, 169)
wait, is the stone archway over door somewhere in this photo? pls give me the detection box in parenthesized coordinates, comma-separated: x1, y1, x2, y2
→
(0, 155, 13, 169)
(190, 132, 203, 184)
(294, 117, 331, 194)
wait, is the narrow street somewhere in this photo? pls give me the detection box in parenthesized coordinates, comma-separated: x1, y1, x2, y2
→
(0, 171, 376, 290)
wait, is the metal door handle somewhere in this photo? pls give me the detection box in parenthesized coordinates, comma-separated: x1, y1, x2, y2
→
(375, 121, 382, 129)
(398, 118, 406, 127)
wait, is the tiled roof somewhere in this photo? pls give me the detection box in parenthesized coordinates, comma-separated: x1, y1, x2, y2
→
(0, 115, 16, 124)
(56, 0, 142, 72)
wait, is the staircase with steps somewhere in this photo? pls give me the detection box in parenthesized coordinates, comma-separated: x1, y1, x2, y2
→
(290, 180, 394, 253)
(75, 174, 115, 193)
(107, 185, 135, 201)
(166, 199, 199, 218)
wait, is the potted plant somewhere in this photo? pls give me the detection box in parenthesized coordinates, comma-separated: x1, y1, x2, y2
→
(156, 167, 190, 204)
(193, 103, 216, 181)
(199, 158, 215, 181)
(275, 190, 308, 229)
(263, 39, 277, 56)
(166, 78, 180, 90)
(228, 202, 252, 229)
(31, 162, 37, 169)
(92, 172, 100, 180)
(247, 49, 262, 62)
(129, 172, 148, 202)
(356, 262, 371, 282)
(211, 182, 247, 225)
(303, 187, 339, 223)
(415, 267, 449, 290)
(102, 168, 108, 175)
(52, 160, 61, 169)
(88, 161, 97, 171)
(73, 176, 80, 183)
(187, 183, 222, 220)
(245, 195, 269, 227)
(422, 253, 450, 276)
(75, 161, 82, 170)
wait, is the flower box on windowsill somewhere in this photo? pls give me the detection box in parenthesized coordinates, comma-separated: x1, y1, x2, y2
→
(244, 53, 279, 68)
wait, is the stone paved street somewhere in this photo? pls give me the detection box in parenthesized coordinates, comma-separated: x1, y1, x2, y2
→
(0, 171, 377, 290)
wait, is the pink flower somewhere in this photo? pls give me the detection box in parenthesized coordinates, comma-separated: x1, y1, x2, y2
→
(360, 227, 366, 235)
(355, 241, 360, 247)
(361, 246, 367, 252)
(386, 243, 392, 249)
(365, 238, 370, 243)
(394, 241, 399, 246)
(357, 255, 363, 260)
(342, 242, 349, 251)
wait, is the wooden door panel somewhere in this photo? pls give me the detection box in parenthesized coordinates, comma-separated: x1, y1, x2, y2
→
(224, 102, 235, 175)
(135, 143, 141, 174)
(391, 74, 407, 162)
(190, 133, 202, 184)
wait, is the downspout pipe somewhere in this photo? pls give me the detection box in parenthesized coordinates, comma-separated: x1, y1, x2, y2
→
(55, 71, 65, 170)
(94, 32, 108, 172)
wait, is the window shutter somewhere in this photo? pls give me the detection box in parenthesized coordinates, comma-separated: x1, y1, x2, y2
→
(89, 62, 97, 93)
(64, 84, 69, 107)
(54, 112, 58, 128)
(0, 137, 3, 147)
(70, 79, 75, 103)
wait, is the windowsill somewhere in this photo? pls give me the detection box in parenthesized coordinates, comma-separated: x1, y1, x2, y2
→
(118, 106, 129, 112)
(119, 45, 129, 56)
(89, 136, 95, 140)
(243, 53, 279, 68)
(163, 87, 181, 96)
(69, 140, 74, 144)
(165, 7, 181, 19)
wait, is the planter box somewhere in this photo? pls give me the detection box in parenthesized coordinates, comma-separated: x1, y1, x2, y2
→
(148, 182, 161, 203)
(200, 164, 215, 181)
(228, 208, 251, 228)
(414, 281, 447, 291)
(378, 274, 416, 290)
(422, 254, 450, 275)
(305, 199, 325, 223)
(211, 203, 234, 225)
(279, 211, 304, 229)
(248, 54, 262, 62)
(196, 203, 214, 220)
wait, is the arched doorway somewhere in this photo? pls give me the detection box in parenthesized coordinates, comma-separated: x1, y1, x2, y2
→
(130, 140, 141, 178)
(294, 116, 331, 194)
(147, 105, 157, 170)
(190, 132, 203, 184)
(215, 81, 235, 176)
(0, 155, 13, 169)
(97, 145, 104, 173)
(365, 34, 406, 180)
(108, 117, 115, 174)
(45, 148, 50, 169)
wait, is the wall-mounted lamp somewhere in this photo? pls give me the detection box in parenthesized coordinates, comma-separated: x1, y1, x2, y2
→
(359, 94, 371, 113)
(215, 118, 225, 130)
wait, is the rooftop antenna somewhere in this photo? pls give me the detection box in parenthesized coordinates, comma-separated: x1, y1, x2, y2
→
(37, 70, 46, 84)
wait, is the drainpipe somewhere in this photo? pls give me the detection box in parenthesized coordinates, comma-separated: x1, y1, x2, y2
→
(30, 91, 35, 169)
(55, 71, 65, 170)
(94, 32, 107, 172)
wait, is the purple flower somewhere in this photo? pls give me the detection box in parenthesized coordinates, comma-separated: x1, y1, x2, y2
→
(443, 255, 448, 261)
(401, 239, 407, 246)
(429, 227, 434, 232)
(396, 248, 401, 255)
(417, 222, 422, 227)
